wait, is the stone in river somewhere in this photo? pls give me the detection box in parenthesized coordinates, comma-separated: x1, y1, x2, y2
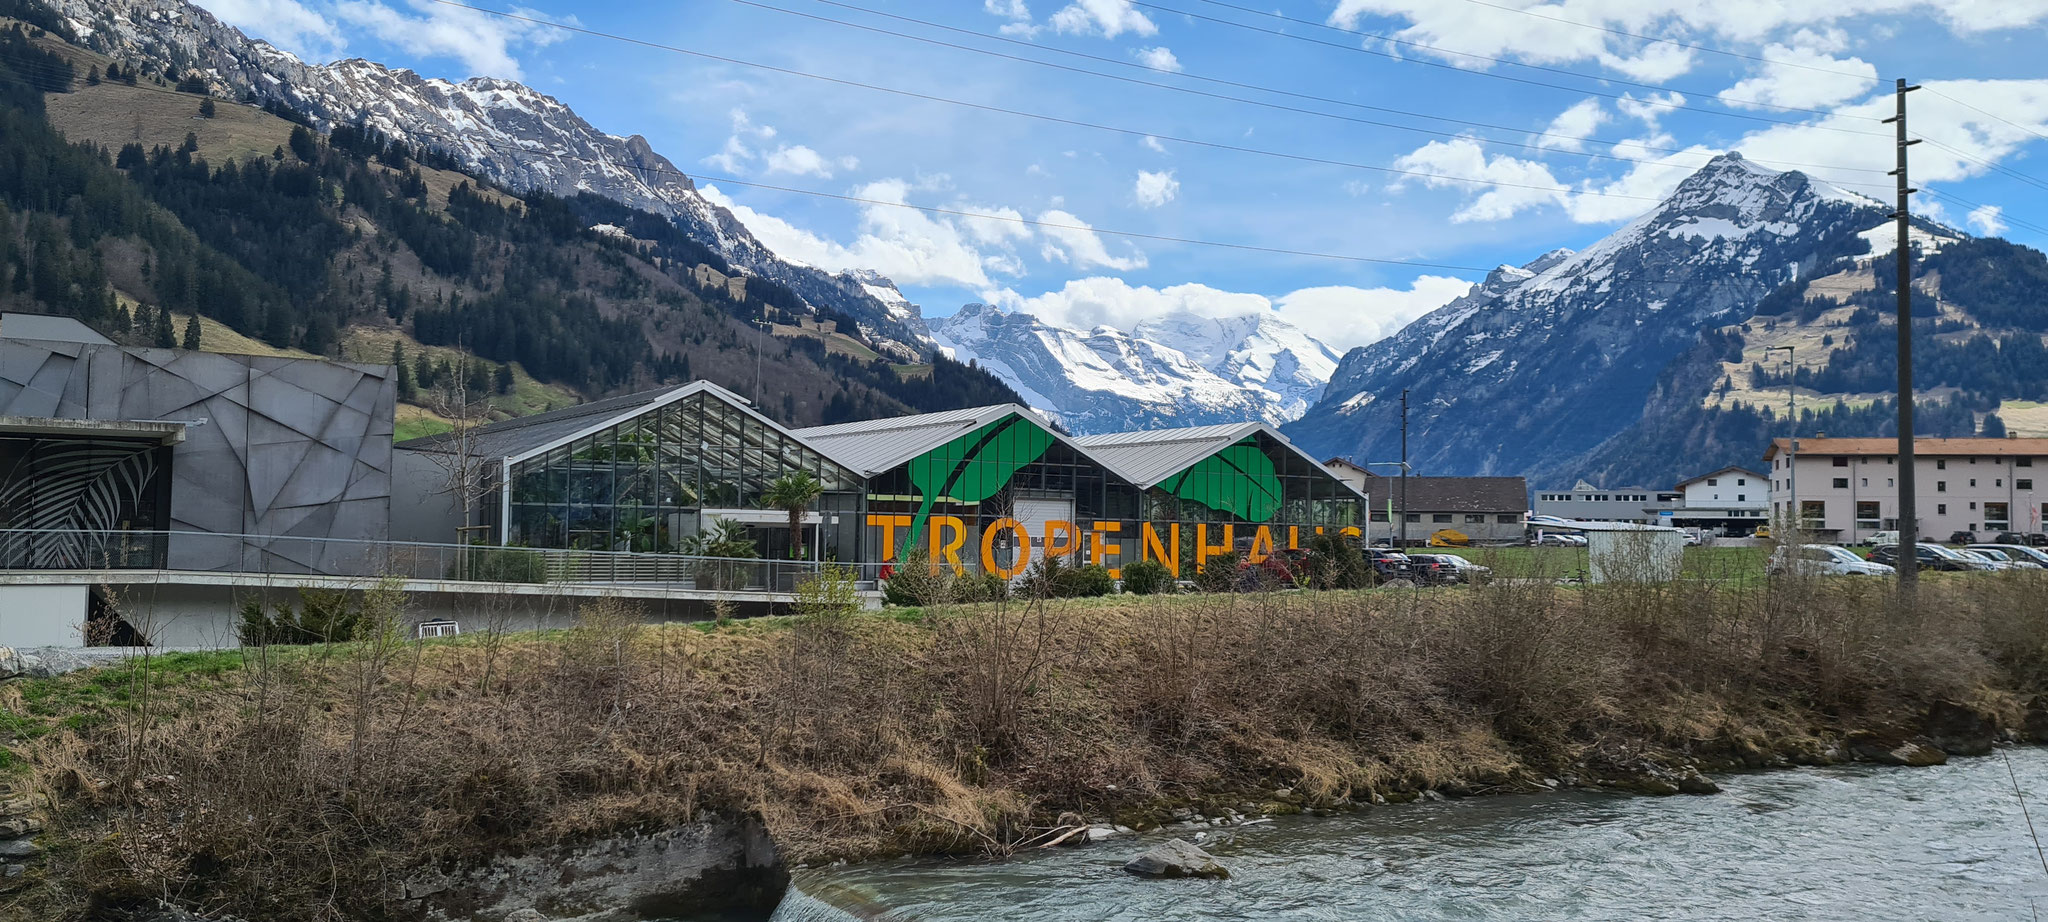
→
(1124, 839, 1230, 880)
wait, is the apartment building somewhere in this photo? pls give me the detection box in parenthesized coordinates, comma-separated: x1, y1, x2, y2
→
(1764, 437, 2048, 542)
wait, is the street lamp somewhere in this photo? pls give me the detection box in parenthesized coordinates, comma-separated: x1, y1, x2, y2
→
(1768, 345, 1797, 539)
(1356, 460, 1411, 546)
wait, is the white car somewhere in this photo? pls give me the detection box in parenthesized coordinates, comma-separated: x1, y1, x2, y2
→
(1769, 544, 1896, 577)
(1955, 548, 2025, 572)
(1969, 544, 2048, 569)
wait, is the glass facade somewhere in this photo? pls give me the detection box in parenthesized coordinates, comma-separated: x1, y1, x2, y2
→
(501, 391, 864, 559)
(862, 420, 1363, 578)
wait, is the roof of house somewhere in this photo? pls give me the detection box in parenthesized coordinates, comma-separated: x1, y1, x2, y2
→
(1675, 465, 1767, 488)
(1075, 423, 1367, 498)
(792, 403, 1081, 478)
(1359, 473, 1529, 513)
(1765, 437, 2048, 460)
(396, 379, 818, 465)
(1, 312, 113, 345)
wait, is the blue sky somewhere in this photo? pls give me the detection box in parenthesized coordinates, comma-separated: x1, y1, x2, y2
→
(205, 0, 2048, 351)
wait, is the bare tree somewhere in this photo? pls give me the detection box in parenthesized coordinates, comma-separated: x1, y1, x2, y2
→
(420, 357, 495, 564)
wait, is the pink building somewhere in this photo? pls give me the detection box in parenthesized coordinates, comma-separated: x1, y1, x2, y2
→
(1764, 437, 2048, 543)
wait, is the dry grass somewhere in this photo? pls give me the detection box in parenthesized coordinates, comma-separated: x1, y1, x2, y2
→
(5, 572, 2046, 921)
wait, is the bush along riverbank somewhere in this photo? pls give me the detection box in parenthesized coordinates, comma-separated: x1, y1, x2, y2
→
(0, 569, 2045, 921)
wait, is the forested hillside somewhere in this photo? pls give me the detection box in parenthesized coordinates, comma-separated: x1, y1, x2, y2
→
(0, 4, 1021, 430)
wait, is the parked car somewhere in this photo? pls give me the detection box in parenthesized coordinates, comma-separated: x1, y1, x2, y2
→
(1993, 532, 2048, 548)
(1863, 530, 1900, 547)
(1752, 525, 1772, 539)
(1954, 548, 2025, 571)
(1534, 533, 1576, 547)
(1768, 544, 1896, 577)
(1869, 543, 1995, 571)
(1682, 531, 1702, 546)
(1408, 553, 1493, 585)
(1365, 548, 1415, 583)
(1970, 543, 2048, 568)
(1948, 530, 1980, 545)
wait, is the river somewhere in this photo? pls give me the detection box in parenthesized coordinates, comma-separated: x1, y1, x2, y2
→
(737, 750, 2048, 921)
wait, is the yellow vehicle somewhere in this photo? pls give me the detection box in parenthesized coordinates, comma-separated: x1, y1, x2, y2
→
(1429, 529, 1471, 547)
(1752, 525, 1772, 539)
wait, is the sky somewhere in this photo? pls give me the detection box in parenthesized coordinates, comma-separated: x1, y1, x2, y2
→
(202, 0, 2048, 353)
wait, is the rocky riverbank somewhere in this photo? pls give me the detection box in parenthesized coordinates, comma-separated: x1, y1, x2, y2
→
(0, 575, 2044, 921)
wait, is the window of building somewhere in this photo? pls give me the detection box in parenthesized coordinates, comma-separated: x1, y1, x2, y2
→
(1404, 513, 1421, 523)
(1937, 481, 1947, 492)
(1496, 514, 1518, 524)
(1370, 510, 1389, 522)
(1969, 479, 1978, 488)
(1737, 478, 1747, 485)
(1707, 478, 1719, 486)
(1937, 459, 1947, 470)
(1938, 504, 1948, 515)
(1855, 501, 1881, 530)
(1832, 457, 1848, 467)
(2019, 458, 2034, 467)
(1860, 478, 1868, 487)
(1432, 513, 1453, 523)
(1887, 478, 1895, 488)
(1986, 502, 2009, 529)
(1996, 479, 2004, 488)
(1832, 478, 1848, 489)
(2021, 479, 2034, 490)
(1799, 500, 1825, 522)
(1738, 493, 1747, 501)
(1464, 514, 1484, 524)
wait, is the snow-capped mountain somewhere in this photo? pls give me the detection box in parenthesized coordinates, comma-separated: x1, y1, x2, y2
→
(1285, 152, 1916, 478)
(933, 303, 1339, 434)
(50, 0, 931, 358)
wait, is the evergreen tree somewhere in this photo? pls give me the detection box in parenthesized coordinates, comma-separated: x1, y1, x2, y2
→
(181, 314, 201, 350)
(494, 361, 514, 394)
(1981, 414, 2008, 438)
(153, 308, 175, 348)
(197, 98, 214, 119)
(288, 125, 317, 162)
(392, 342, 418, 401)
(465, 358, 491, 396)
(414, 353, 436, 388)
(85, 64, 98, 85)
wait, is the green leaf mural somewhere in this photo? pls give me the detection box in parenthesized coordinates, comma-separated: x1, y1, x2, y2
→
(1161, 437, 1282, 523)
(898, 415, 1057, 559)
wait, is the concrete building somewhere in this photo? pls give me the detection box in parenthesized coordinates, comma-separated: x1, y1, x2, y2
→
(1531, 482, 1682, 525)
(1671, 466, 1770, 535)
(1322, 458, 1528, 545)
(1765, 437, 2048, 543)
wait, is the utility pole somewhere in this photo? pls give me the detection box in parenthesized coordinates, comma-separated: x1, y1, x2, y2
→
(1399, 389, 1410, 548)
(1883, 78, 1922, 590)
(1769, 345, 1797, 540)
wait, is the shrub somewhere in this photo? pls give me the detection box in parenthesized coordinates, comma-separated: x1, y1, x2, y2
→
(1193, 549, 1242, 592)
(1119, 558, 1172, 595)
(1303, 533, 1371, 590)
(237, 588, 362, 646)
(1055, 563, 1115, 598)
(454, 546, 545, 583)
(955, 569, 1010, 603)
(883, 547, 952, 607)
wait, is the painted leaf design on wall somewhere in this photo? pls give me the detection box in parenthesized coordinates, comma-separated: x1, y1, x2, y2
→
(0, 441, 158, 568)
(1162, 437, 1282, 523)
(899, 415, 1056, 559)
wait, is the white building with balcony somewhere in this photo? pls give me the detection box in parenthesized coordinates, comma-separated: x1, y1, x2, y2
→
(1764, 437, 2048, 543)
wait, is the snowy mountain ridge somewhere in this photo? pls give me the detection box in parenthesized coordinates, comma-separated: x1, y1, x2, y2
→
(932, 303, 1339, 434)
(49, 0, 933, 358)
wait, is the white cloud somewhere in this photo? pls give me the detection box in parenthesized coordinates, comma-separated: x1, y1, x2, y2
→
(1966, 204, 2008, 236)
(1326, 0, 2048, 82)
(1390, 138, 1570, 223)
(1142, 135, 1167, 154)
(1273, 278, 1473, 352)
(1133, 46, 1181, 72)
(985, 0, 1041, 36)
(1133, 169, 1180, 207)
(1616, 91, 1685, 128)
(987, 275, 1470, 353)
(1037, 209, 1146, 270)
(703, 181, 1025, 288)
(1732, 77, 2048, 191)
(764, 144, 858, 178)
(1537, 98, 1609, 152)
(333, 0, 569, 80)
(1719, 44, 1878, 110)
(202, 0, 346, 62)
(1050, 0, 1156, 37)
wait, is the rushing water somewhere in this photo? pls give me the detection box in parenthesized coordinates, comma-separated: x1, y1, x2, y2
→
(739, 750, 2048, 922)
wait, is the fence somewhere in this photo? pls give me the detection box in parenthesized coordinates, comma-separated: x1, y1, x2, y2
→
(0, 528, 883, 593)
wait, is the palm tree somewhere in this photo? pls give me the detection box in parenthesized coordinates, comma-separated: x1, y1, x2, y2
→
(761, 472, 825, 559)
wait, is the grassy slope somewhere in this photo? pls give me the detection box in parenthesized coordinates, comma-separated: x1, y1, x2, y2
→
(5, 575, 2043, 920)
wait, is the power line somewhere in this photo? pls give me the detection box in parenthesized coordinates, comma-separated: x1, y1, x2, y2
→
(738, 0, 1894, 177)
(1128, 0, 1891, 134)
(1920, 86, 2048, 146)
(1911, 134, 2048, 195)
(412, 0, 1675, 204)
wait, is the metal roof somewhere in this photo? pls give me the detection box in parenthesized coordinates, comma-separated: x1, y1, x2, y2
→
(1355, 473, 1529, 513)
(1765, 436, 2048, 460)
(792, 403, 1080, 478)
(1, 312, 113, 345)
(1074, 421, 1367, 498)
(396, 380, 830, 465)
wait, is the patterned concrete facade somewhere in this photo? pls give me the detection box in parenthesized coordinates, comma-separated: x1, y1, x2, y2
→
(0, 338, 395, 574)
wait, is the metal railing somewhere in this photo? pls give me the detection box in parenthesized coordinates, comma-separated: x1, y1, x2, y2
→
(0, 528, 884, 593)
